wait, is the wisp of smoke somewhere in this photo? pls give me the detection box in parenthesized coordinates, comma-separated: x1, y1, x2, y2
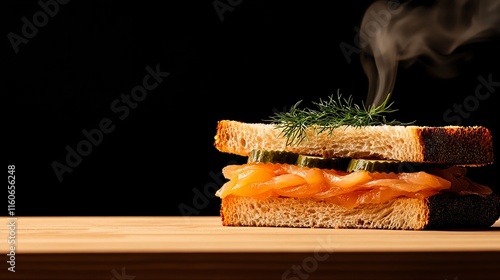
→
(361, 0, 500, 106)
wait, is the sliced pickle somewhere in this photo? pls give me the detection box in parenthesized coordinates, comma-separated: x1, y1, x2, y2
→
(347, 159, 404, 173)
(247, 149, 444, 172)
(296, 155, 350, 170)
(247, 150, 299, 164)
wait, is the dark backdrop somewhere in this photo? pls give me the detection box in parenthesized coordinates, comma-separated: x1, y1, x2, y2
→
(4, 0, 499, 216)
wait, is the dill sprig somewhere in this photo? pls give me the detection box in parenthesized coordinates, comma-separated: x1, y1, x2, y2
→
(265, 90, 415, 146)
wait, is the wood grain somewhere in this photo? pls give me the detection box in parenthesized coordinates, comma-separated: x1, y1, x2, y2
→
(2, 216, 500, 280)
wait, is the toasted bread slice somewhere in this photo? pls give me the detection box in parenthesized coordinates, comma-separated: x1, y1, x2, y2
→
(221, 194, 500, 230)
(214, 120, 494, 166)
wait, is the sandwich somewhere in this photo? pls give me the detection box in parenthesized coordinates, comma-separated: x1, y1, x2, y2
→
(213, 93, 500, 230)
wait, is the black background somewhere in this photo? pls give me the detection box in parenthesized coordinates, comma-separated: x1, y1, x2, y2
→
(4, 0, 499, 216)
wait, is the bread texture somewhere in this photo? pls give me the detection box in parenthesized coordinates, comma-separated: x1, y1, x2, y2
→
(214, 120, 494, 166)
(220, 194, 500, 230)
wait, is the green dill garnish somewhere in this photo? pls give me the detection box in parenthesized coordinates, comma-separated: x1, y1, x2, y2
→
(265, 90, 415, 146)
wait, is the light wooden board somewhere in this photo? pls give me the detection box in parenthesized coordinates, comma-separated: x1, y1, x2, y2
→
(2, 216, 500, 280)
(3, 216, 500, 253)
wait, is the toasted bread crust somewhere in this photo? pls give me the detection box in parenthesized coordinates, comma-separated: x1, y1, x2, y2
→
(220, 194, 500, 230)
(418, 126, 494, 165)
(214, 120, 494, 166)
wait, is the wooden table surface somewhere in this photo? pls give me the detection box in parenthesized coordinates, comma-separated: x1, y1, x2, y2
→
(2, 216, 500, 280)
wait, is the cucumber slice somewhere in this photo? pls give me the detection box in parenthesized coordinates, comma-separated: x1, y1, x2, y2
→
(347, 159, 403, 173)
(296, 155, 350, 170)
(247, 150, 299, 164)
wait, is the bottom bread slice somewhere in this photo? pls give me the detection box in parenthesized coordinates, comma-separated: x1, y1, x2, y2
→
(220, 194, 500, 230)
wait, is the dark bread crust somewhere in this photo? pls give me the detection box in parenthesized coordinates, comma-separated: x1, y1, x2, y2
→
(419, 126, 494, 165)
(425, 193, 500, 229)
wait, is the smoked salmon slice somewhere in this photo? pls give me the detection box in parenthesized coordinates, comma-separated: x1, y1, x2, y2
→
(216, 162, 490, 208)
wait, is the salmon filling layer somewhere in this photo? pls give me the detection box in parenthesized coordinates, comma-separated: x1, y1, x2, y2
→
(215, 163, 492, 209)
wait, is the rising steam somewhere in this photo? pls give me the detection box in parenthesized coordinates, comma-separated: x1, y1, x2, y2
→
(360, 0, 500, 106)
